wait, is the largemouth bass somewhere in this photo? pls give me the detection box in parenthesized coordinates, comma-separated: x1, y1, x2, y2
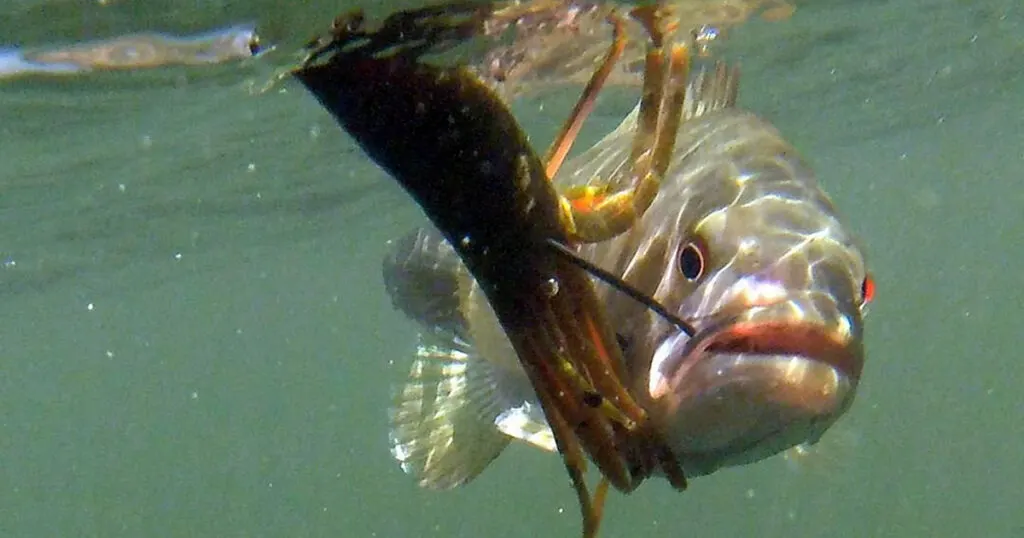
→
(386, 56, 872, 483)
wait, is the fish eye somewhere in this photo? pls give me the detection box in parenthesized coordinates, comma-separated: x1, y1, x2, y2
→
(677, 241, 705, 281)
(860, 273, 875, 305)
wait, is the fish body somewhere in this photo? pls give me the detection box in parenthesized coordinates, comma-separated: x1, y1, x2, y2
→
(386, 61, 870, 486)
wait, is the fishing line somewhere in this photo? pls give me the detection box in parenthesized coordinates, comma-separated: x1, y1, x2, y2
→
(544, 238, 697, 337)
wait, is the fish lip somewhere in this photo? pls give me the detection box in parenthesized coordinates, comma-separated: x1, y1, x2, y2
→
(680, 317, 863, 383)
(648, 311, 863, 401)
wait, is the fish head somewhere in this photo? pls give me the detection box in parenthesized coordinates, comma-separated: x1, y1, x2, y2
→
(641, 181, 871, 476)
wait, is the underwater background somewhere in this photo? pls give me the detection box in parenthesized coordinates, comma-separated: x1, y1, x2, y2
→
(1, 0, 1021, 536)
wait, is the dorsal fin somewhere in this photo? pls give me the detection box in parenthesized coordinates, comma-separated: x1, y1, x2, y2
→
(682, 61, 740, 120)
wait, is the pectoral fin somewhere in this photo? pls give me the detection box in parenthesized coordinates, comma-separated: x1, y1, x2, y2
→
(389, 330, 511, 490)
(382, 227, 471, 339)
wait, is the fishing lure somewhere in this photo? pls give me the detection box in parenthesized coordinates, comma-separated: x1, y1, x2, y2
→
(292, 3, 693, 536)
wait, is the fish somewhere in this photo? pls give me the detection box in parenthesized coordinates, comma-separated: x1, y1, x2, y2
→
(384, 53, 872, 484)
(293, 3, 871, 536)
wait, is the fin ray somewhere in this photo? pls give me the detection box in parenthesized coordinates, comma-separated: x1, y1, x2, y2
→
(382, 227, 470, 338)
(389, 331, 511, 489)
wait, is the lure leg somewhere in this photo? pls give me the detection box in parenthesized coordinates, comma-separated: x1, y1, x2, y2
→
(511, 326, 623, 538)
(558, 7, 691, 243)
(543, 11, 628, 180)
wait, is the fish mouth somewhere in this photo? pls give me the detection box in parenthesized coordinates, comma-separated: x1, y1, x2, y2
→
(649, 299, 864, 400)
(684, 317, 862, 383)
(645, 296, 864, 474)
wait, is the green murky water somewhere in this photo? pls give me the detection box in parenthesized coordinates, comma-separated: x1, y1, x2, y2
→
(1, 1, 1021, 536)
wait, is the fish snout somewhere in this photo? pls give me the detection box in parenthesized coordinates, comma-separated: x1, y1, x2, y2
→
(646, 290, 864, 476)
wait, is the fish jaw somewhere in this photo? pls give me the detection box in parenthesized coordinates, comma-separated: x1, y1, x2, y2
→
(645, 290, 863, 477)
